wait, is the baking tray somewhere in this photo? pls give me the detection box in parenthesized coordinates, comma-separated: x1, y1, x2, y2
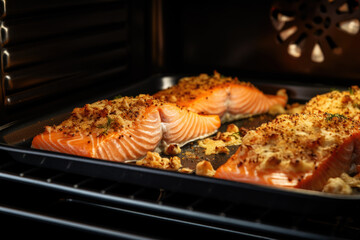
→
(0, 74, 358, 214)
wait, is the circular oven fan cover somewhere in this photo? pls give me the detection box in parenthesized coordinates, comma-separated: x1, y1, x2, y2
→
(271, 0, 359, 64)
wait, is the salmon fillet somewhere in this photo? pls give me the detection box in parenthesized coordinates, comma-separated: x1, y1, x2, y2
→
(32, 94, 220, 162)
(215, 112, 360, 191)
(303, 85, 360, 120)
(153, 71, 288, 122)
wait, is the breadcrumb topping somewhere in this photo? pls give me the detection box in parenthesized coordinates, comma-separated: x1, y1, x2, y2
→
(242, 112, 360, 174)
(49, 94, 163, 137)
(322, 177, 352, 194)
(136, 152, 182, 171)
(154, 71, 253, 106)
(196, 160, 216, 177)
(163, 144, 182, 155)
(304, 86, 360, 120)
(198, 124, 243, 155)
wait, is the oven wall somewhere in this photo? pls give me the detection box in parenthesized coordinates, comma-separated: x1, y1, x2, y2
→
(1, 0, 360, 124)
(0, 0, 151, 124)
(157, 0, 360, 84)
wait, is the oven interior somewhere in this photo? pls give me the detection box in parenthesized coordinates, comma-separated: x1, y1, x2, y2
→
(0, 0, 360, 239)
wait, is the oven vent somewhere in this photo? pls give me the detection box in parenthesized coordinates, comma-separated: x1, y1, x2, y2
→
(271, 0, 360, 63)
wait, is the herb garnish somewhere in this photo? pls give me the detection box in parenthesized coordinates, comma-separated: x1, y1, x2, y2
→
(113, 94, 123, 99)
(230, 132, 241, 139)
(349, 87, 354, 95)
(325, 113, 347, 121)
(220, 74, 227, 78)
(97, 116, 114, 135)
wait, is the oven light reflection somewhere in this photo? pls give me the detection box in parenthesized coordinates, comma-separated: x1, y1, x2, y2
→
(288, 43, 301, 58)
(161, 76, 176, 90)
(279, 26, 298, 41)
(311, 43, 324, 63)
(339, 19, 360, 35)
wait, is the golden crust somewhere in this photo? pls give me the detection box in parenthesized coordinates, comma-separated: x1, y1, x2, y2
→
(50, 94, 163, 137)
(196, 160, 216, 177)
(198, 125, 242, 155)
(136, 152, 182, 171)
(163, 144, 182, 155)
(322, 177, 352, 194)
(154, 71, 253, 107)
(242, 112, 360, 173)
(304, 86, 360, 120)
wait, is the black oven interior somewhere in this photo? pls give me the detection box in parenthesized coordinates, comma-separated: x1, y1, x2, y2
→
(0, 0, 360, 239)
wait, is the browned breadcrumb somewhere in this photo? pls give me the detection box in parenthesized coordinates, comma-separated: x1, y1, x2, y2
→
(238, 127, 249, 137)
(198, 129, 242, 155)
(196, 160, 216, 177)
(268, 104, 286, 115)
(178, 167, 194, 174)
(136, 152, 182, 171)
(213, 131, 234, 142)
(268, 90, 288, 116)
(50, 94, 165, 137)
(339, 173, 360, 188)
(215, 146, 230, 154)
(269, 101, 306, 116)
(153, 71, 254, 106)
(163, 144, 181, 156)
(242, 112, 360, 173)
(322, 177, 352, 194)
(303, 86, 360, 120)
(286, 103, 305, 114)
(226, 124, 239, 133)
(276, 89, 287, 98)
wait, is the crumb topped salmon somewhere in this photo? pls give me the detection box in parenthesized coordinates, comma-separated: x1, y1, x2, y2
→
(304, 86, 360, 120)
(153, 71, 288, 122)
(215, 112, 360, 191)
(31, 94, 220, 162)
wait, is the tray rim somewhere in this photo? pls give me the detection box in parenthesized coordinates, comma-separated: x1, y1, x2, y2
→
(1, 137, 360, 203)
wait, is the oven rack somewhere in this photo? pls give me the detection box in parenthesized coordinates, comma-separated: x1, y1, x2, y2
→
(0, 154, 358, 239)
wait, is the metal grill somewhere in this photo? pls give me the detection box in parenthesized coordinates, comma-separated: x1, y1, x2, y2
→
(0, 153, 359, 239)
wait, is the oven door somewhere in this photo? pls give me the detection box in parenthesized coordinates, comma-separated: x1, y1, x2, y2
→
(0, 0, 360, 239)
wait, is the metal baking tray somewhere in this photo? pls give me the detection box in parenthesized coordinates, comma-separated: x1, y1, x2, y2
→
(0, 74, 358, 214)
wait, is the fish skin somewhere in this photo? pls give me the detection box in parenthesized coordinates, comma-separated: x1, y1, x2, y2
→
(32, 95, 220, 162)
